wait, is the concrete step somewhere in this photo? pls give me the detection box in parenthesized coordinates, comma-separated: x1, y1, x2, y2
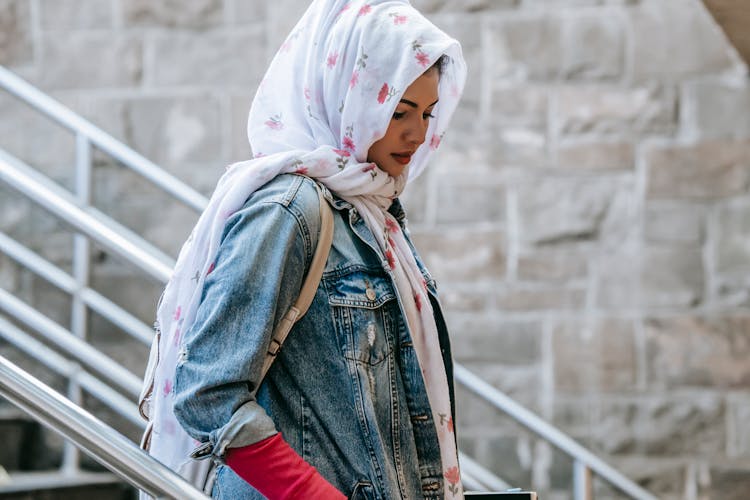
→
(0, 471, 135, 500)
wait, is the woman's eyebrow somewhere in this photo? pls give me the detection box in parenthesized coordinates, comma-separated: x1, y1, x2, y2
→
(399, 98, 440, 108)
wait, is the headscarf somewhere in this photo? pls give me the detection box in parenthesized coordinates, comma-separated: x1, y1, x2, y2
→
(145, 1, 467, 497)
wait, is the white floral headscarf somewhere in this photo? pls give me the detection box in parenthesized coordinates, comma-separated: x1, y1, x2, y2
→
(144, 1, 466, 497)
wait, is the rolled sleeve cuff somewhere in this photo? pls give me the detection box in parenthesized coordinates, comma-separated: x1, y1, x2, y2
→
(192, 400, 278, 461)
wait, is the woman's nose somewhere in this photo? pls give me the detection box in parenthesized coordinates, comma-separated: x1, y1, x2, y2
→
(404, 118, 427, 146)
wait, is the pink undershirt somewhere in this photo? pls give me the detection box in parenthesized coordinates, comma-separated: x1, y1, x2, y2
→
(225, 433, 346, 499)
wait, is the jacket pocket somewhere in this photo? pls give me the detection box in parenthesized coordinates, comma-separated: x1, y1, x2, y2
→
(325, 268, 397, 366)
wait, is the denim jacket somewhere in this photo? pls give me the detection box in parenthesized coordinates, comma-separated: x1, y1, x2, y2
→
(173, 174, 456, 500)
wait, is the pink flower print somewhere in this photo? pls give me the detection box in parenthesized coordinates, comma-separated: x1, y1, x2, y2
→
(337, 3, 351, 16)
(358, 4, 371, 16)
(265, 114, 284, 130)
(362, 163, 377, 179)
(173, 327, 181, 347)
(415, 51, 430, 68)
(414, 293, 422, 312)
(342, 136, 356, 151)
(389, 13, 407, 25)
(385, 249, 396, 269)
(444, 466, 460, 495)
(295, 165, 308, 175)
(334, 148, 350, 170)
(327, 51, 339, 69)
(304, 87, 311, 100)
(385, 217, 399, 233)
(430, 134, 441, 150)
(173, 306, 181, 321)
(377, 83, 389, 104)
(163, 379, 172, 397)
(206, 262, 216, 276)
(350, 70, 359, 89)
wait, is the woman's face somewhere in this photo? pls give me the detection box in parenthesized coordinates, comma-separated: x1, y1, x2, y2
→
(367, 68, 440, 177)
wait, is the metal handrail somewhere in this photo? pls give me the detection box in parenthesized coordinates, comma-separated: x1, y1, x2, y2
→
(0, 288, 142, 397)
(0, 316, 143, 428)
(0, 65, 208, 213)
(0, 149, 174, 283)
(454, 364, 658, 500)
(0, 355, 209, 499)
(0, 232, 153, 344)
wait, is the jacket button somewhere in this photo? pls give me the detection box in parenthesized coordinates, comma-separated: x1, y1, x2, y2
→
(365, 287, 376, 301)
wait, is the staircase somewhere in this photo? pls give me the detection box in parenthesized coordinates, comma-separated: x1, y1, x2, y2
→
(0, 65, 657, 500)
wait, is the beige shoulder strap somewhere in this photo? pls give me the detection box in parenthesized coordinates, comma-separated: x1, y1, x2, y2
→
(261, 181, 334, 378)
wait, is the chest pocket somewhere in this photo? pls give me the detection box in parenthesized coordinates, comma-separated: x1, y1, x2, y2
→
(325, 269, 398, 366)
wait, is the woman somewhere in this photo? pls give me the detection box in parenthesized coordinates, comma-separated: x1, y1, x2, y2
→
(144, 1, 467, 498)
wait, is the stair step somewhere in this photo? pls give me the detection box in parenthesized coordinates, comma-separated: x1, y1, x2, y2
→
(0, 471, 134, 499)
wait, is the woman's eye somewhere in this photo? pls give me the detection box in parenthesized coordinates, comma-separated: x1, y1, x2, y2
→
(423, 112, 435, 120)
(392, 111, 406, 120)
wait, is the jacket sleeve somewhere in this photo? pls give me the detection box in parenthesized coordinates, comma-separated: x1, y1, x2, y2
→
(172, 187, 320, 460)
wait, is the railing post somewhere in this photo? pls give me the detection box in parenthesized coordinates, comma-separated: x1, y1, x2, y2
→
(573, 460, 593, 500)
(63, 133, 93, 472)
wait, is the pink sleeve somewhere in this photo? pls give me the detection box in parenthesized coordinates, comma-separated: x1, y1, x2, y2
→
(225, 433, 347, 500)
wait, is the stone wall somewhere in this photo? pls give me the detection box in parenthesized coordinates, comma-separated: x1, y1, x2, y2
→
(1, 0, 749, 498)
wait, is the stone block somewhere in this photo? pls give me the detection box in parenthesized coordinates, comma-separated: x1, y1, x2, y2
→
(434, 172, 505, 225)
(491, 85, 548, 128)
(123, 0, 222, 29)
(598, 456, 685, 500)
(410, 228, 506, 283)
(230, 93, 254, 162)
(485, 14, 564, 82)
(0, 91, 77, 177)
(489, 125, 550, 168)
(644, 201, 705, 246)
(516, 176, 619, 245)
(555, 84, 678, 136)
(149, 29, 266, 87)
(38, 0, 113, 30)
(685, 80, 750, 139)
(411, 0, 519, 12)
(517, 249, 588, 284)
(645, 139, 750, 200)
(39, 33, 142, 89)
(433, 283, 493, 315)
(459, 362, 541, 410)
(705, 466, 750, 500)
(449, 315, 543, 365)
(482, 435, 534, 490)
(0, 0, 32, 66)
(640, 246, 704, 307)
(713, 200, 750, 283)
(727, 393, 750, 458)
(265, 0, 313, 58)
(595, 250, 639, 309)
(560, 10, 625, 81)
(84, 95, 224, 191)
(90, 259, 164, 325)
(552, 318, 637, 392)
(428, 14, 483, 107)
(495, 286, 586, 312)
(629, 0, 738, 81)
(593, 394, 725, 455)
(226, 0, 267, 25)
(645, 316, 750, 388)
(555, 141, 634, 170)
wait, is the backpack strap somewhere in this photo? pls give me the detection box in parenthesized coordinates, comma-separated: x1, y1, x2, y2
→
(260, 181, 334, 379)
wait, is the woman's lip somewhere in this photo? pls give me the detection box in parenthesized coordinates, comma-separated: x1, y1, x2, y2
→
(391, 153, 412, 165)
